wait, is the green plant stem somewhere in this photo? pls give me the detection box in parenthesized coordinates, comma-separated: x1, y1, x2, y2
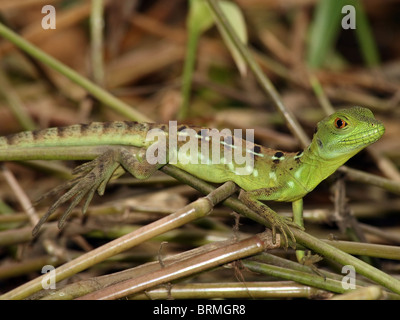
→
(339, 166, 400, 195)
(244, 260, 350, 294)
(291, 227, 400, 294)
(206, 0, 310, 147)
(0, 22, 151, 122)
(178, 26, 200, 120)
(352, 0, 380, 66)
(253, 252, 400, 299)
(323, 240, 400, 260)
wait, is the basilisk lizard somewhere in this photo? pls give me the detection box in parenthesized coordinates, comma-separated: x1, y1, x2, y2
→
(0, 107, 384, 246)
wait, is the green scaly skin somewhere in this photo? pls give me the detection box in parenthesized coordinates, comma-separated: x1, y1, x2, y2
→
(0, 107, 385, 245)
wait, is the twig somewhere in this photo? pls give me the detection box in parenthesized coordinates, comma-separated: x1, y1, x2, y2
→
(0, 165, 38, 226)
(77, 231, 278, 300)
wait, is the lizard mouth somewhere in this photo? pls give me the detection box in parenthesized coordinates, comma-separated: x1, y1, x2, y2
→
(339, 125, 385, 148)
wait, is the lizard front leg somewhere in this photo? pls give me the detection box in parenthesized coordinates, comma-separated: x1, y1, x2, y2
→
(239, 188, 298, 249)
(32, 147, 163, 236)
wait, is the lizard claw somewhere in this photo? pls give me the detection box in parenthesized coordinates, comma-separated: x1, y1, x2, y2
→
(32, 151, 120, 236)
(267, 213, 298, 250)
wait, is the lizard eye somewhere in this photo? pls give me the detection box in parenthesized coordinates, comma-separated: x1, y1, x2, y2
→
(334, 117, 348, 129)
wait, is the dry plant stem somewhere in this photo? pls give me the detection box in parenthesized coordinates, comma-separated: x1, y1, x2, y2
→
(0, 1, 59, 10)
(0, 256, 62, 281)
(368, 147, 400, 182)
(90, 0, 105, 86)
(339, 166, 400, 195)
(206, 0, 310, 147)
(0, 22, 151, 122)
(0, 70, 36, 130)
(360, 223, 400, 244)
(0, 226, 34, 246)
(129, 281, 330, 300)
(309, 73, 335, 115)
(332, 176, 369, 261)
(41, 233, 246, 300)
(330, 285, 383, 300)
(1, 165, 38, 226)
(0, 1, 95, 55)
(76, 231, 278, 300)
(0, 181, 236, 300)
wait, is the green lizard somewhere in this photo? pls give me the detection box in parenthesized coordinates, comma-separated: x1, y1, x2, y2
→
(0, 106, 384, 246)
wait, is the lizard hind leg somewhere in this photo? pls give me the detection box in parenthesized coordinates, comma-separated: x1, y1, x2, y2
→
(32, 147, 162, 236)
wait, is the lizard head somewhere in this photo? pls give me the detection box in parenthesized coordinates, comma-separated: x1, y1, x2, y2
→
(312, 106, 385, 161)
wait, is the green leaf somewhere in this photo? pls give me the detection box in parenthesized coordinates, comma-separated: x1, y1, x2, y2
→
(209, 0, 248, 76)
(179, 0, 248, 119)
(307, 0, 344, 69)
(307, 0, 380, 69)
(188, 0, 215, 36)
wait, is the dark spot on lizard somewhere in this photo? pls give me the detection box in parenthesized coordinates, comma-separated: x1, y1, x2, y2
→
(32, 129, 46, 141)
(56, 126, 69, 137)
(80, 123, 91, 133)
(103, 122, 113, 131)
(295, 151, 303, 163)
(273, 159, 280, 164)
(274, 151, 284, 158)
(138, 122, 150, 132)
(253, 145, 261, 154)
(5, 134, 17, 145)
(317, 138, 323, 149)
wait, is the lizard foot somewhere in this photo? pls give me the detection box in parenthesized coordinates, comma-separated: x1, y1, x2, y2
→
(238, 190, 301, 249)
(32, 150, 120, 236)
(265, 212, 300, 250)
